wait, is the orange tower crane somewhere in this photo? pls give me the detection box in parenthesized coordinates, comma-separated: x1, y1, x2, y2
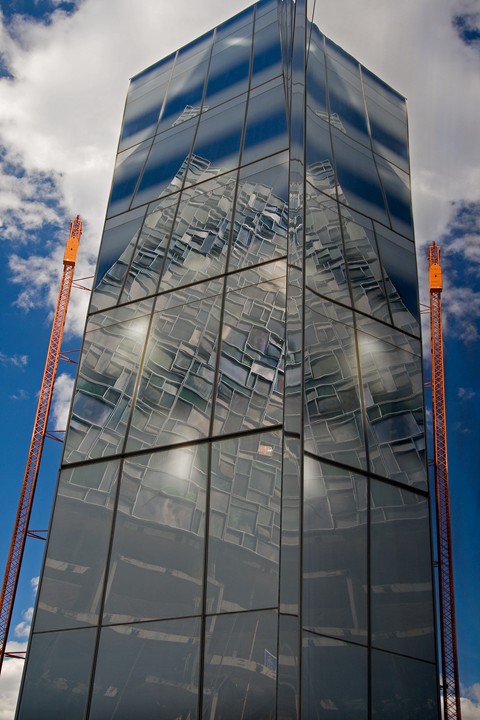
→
(0, 215, 82, 674)
(428, 241, 461, 720)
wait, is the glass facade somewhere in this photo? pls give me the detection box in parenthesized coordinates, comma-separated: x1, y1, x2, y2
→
(16, 1, 440, 718)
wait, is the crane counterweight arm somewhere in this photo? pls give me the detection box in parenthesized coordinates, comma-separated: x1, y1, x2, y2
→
(0, 216, 83, 673)
(428, 241, 461, 720)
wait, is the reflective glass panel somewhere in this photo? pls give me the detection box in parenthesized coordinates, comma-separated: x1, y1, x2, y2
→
(356, 317, 427, 489)
(376, 154, 413, 239)
(242, 78, 288, 166)
(126, 281, 222, 452)
(203, 610, 277, 719)
(35, 461, 119, 631)
(63, 308, 153, 463)
(374, 224, 420, 331)
(91, 206, 147, 313)
(304, 293, 366, 471)
(119, 193, 180, 303)
(133, 121, 198, 207)
(119, 57, 174, 151)
(213, 264, 286, 435)
(189, 93, 247, 178)
(156, 32, 213, 133)
(90, 618, 201, 720)
(16, 628, 95, 720)
(363, 70, 409, 173)
(302, 631, 368, 720)
(228, 153, 289, 272)
(107, 138, 153, 218)
(203, 8, 253, 109)
(306, 24, 327, 115)
(339, 206, 392, 324)
(306, 108, 336, 196)
(207, 429, 281, 613)
(251, 13, 283, 88)
(305, 183, 351, 306)
(370, 480, 436, 660)
(332, 130, 389, 225)
(103, 443, 207, 623)
(303, 456, 368, 644)
(156, 171, 237, 295)
(371, 649, 439, 719)
(326, 53, 369, 146)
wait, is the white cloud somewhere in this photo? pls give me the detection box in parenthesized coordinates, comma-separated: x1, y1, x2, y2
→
(30, 576, 39, 593)
(461, 683, 480, 720)
(458, 387, 476, 400)
(51, 371, 75, 430)
(0, 352, 28, 368)
(0, 642, 27, 720)
(9, 389, 28, 401)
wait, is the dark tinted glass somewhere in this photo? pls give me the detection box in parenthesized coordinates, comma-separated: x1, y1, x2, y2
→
(90, 618, 201, 720)
(103, 443, 207, 623)
(16, 628, 96, 720)
(35, 461, 119, 631)
(371, 650, 439, 719)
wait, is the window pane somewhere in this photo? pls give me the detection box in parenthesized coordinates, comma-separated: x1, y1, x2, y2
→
(213, 263, 286, 435)
(302, 631, 368, 720)
(303, 456, 367, 644)
(332, 131, 389, 225)
(126, 281, 222, 452)
(356, 317, 427, 489)
(203, 610, 277, 719)
(90, 618, 201, 720)
(207, 429, 282, 613)
(119, 57, 174, 151)
(229, 153, 288, 272)
(63, 307, 153, 463)
(119, 193, 180, 303)
(372, 650, 439, 719)
(107, 139, 153, 218)
(103, 444, 207, 623)
(35, 461, 119, 631)
(370, 481, 436, 661)
(190, 93, 247, 177)
(203, 8, 253, 108)
(251, 14, 283, 88)
(16, 629, 96, 720)
(156, 171, 237, 295)
(242, 78, 288, 166)
(340, 206, 392, 324)
(374, 224, 420, 330)
(326, 52, 369, 146)
(376, 155, 413, 239)
(305, 184, 351, 306)
(91, 206, 147, 312)
(304, 293, 366, 471)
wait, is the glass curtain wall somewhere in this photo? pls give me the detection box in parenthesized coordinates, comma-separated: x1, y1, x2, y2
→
(16, 1, 439, 718)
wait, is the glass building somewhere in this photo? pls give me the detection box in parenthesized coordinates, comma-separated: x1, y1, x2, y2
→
(16, 1, 440, 718)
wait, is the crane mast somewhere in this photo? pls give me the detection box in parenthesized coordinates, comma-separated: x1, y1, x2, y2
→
(0, 216, 82, 674)
(428, 241, 461, 720)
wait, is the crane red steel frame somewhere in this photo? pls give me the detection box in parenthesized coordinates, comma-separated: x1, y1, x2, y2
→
(0, 216, 82, 674)
(429, 241, 461, 720)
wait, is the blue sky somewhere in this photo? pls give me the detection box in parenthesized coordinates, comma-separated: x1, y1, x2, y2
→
(0, 0, 479, 717)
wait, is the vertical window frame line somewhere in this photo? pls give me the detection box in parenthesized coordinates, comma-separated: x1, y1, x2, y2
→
(82, 455, 127, 720)
(219, 2, 256, 279)
(197, 438, 213, 720)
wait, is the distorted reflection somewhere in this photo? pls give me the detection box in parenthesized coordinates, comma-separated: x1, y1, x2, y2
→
(207, 430, 281, 613)
(103, 443, 207, 623)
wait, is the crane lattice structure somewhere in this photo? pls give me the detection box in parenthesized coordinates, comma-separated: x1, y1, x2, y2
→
(0, 216, 82, 674)
(429, 241, 461, 720)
